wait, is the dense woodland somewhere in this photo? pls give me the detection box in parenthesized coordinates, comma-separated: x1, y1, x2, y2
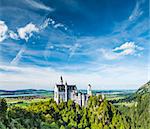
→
(0, 82, 150, 129)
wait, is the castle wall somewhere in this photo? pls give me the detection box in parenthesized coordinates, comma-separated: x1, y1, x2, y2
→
(65, 84, 67, 102)
(58, 92, 65, 103)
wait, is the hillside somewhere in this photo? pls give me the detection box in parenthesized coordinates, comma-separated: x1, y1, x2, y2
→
(136, 81, 150, 95)
(130, 81, 150, 101)
(129, 84, 150, 129)
(119, 81, 150, 102)
(119, 81, 150, 129)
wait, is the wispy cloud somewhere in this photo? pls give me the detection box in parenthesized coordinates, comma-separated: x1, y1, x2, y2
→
(68, 43, 80, 59)
(10, 46, 26, 65)
(128, 0, 144, 21)
(25, 0, 54, 12)
(54, 23, 68, 30)
(113, 0, 145, 36)
(40, 18, 52, 30)
(0, 20, 8, 42)
(9, 31, 19, 40)
(99, 49, 119, 60)
(40, 17, 68, 31)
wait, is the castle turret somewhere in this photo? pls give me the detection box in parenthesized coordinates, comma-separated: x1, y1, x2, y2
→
(78, 92, 82, 106)
(81, 93, 86, 106)
(65, 81, 68, 102)
(87, 84, 92, 96)
(60, 76, 63, 85)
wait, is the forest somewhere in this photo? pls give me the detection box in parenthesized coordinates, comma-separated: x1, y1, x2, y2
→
(0, 82, 150, 129)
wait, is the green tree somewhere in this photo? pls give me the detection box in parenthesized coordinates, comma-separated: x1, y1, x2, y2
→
(0, 98, 8, 126)
(0, 98, 7, 115)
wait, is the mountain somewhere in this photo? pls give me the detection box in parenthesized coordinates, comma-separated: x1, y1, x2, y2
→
(132, 81, 150, 100)
(124, 81, 150, 102)
(0, 89, 52, 96)
(136, 81, 150, 95)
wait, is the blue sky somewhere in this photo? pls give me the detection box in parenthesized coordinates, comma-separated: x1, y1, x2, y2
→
(0, 0, 149, 90)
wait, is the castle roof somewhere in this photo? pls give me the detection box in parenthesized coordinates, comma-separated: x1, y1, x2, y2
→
(56, 84, 65, 87)
(56, 84, 77, 92)
(56, 84, 76, 87)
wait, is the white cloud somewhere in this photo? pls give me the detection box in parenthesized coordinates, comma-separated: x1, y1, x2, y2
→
(54, 23, 64, 28)
(0, 18, 68, 42)
(40, 18, 51, 30)
(9, 30, 19, 40)
(100, 42, 144, 60)
(17, 23, 39, 41)
(25, 0, 54, 11)
(0, 20, 8, 42)
(0, 20, 42, 42)
(113, 41, 144, 55)
(53, 23, 67, 30)
(0, 64, 148, 90)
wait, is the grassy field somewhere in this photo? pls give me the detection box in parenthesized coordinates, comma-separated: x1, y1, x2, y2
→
(105, 94, 126, 100)
(5, 94, 134, 108)
(105, 93, 135, 108)
(6, 96, 52, 107)
(114, 101, 135, 107)
(1, 89, 135, 109)
(5, 95, 53, 107)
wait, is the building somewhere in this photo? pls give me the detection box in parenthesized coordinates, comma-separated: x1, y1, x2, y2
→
(54, 76, 92, 106)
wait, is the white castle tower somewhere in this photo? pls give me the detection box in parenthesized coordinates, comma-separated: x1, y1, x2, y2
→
(87, 84, 92, 96)
(54, 83, 59, 104)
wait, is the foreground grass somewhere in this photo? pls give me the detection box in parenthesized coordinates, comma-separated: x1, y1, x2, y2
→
(6, 97, 51, 107)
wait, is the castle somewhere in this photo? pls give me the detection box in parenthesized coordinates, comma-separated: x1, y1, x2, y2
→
(54, 76, 92, 106)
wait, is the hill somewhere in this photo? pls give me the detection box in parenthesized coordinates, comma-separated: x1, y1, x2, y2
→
(118, 81, 150, 129)
(129, 81, 150, 101)
(136, 81, 150, 95)
(0, 89, 52, 96)
(116, 81, 150, 103)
